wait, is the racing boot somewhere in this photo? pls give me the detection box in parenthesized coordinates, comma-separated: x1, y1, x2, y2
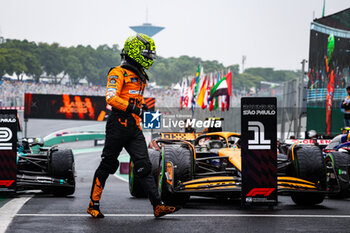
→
(87, 201, 104, 218)
(153, 202, 180, 218)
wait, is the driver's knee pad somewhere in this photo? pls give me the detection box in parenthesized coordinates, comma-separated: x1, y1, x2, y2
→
(99, 159, 119, 174)
(133, 159, 151, 178)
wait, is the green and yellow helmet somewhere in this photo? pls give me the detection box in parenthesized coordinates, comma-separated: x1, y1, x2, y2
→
(122, 33, 156, 70)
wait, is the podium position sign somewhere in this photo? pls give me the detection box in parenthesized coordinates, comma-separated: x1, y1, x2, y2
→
(0, 110, 17, 191)
(241, 97, 277, 207)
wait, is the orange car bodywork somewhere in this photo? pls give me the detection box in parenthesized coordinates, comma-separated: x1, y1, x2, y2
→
(159, 131, 320, 193)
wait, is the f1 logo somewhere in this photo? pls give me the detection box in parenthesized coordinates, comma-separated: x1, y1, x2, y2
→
(246, 188, 275, 197)
(0, 127, 13, 150)
(248, 121, 270, 149)
(0, 180, 15, 187)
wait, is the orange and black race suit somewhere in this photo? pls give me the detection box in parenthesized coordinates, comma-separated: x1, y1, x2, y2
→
(105, 65, 146, 129)
(90, 64, 161, 207)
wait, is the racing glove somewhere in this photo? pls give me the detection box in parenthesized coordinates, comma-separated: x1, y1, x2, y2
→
(126, 103, 143, 118)
(141, 103, 149, 112)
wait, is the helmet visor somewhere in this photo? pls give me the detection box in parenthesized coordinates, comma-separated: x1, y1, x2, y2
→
(141, 50, 157, 61)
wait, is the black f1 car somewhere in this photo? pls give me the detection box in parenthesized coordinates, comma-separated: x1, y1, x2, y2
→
(129, 131, 346, 206)
(283, 133, 350, 199)
(16, 138, 76, 196)
(321, 132, 350, 198)
(0, 111, 75, 196)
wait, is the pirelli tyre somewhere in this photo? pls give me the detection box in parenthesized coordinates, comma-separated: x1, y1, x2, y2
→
(325, 152, 350, 198)
(46, 149, 75, 196)
(148, 149, 160, 182)
(158, 145, 192, 206)
(129, 159, 147, 198)
(288, 144, 326, 205)
(128, 149, 160, 198)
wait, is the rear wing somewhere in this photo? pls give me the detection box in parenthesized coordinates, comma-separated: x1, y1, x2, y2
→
(284, 139, 331, 146)
(0, 110, 18, 191)
(152, 132, 202, 141)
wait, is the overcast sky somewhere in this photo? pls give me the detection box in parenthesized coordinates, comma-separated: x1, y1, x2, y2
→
(0, 0, 349, 71)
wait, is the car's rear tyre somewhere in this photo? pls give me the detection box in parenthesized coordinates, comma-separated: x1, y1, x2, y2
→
(158, 145, 192, 206)
(326, 152, 350, 199)
(129, 159, 147, 198)
(128, 149, 160, 198)
(46, 149, 75, 196)
(149, 149, 160, 183)
(288, 144, 326, 205)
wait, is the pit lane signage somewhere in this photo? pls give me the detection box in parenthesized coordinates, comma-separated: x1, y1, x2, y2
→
(24, 93, 156, 121)
(0, 110, 17, 190)
(241, 97, 277, 206)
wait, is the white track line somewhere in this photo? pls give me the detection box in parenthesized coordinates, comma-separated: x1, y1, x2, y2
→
(0, 147, 127, 232)
(14, 213, 350, 218)
(0, 196, 32, 233)
(113, 153, 128, 183)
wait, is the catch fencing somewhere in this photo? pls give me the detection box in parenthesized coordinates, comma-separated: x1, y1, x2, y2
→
(153, 77, 306, 140)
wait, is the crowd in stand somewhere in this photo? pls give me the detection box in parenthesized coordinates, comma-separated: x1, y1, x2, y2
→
(0, 79, 180, 108)
(144, 88, 181, 108)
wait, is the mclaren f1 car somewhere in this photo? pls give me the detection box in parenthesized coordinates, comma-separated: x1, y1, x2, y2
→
(129, 131, 343, 206)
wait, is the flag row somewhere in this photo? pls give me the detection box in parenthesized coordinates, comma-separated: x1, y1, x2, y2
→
(180, 65, 232, 112)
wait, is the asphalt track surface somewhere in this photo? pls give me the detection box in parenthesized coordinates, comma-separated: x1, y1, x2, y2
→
(22, 117, 105, 138)
(2, 118, 350, 233)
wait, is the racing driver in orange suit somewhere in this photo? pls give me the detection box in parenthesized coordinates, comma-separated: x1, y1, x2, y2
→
(87, 34, 179, 218)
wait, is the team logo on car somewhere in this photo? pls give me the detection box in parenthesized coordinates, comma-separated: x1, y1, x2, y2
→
(143, 111, 161, 129)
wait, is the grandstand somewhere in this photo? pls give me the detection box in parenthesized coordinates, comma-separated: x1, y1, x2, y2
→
(0, 79, 180, 108)
(306, 8, 350, 135)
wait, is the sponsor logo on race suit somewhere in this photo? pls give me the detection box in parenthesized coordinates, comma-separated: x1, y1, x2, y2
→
(129, 90, 140, 95)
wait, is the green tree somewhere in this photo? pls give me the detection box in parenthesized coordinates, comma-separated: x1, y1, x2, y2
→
(149, 60, 172, 85)
(0, 39, 43, 81)
(39, 42, 65, 78)
(64, 54, 83, 84)
(227, 64, 239, 76)
(0, 38, 300, 88)
(94, 44, 121, 85)
(0, 48, 28, 80)
(244, 67, 299, 83)
(24, 52, 42, 82)
(0, 52, 8, 77)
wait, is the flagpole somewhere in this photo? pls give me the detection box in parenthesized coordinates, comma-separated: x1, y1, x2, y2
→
(322, 0, 326, 18)
(229, 68, 232, 111)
